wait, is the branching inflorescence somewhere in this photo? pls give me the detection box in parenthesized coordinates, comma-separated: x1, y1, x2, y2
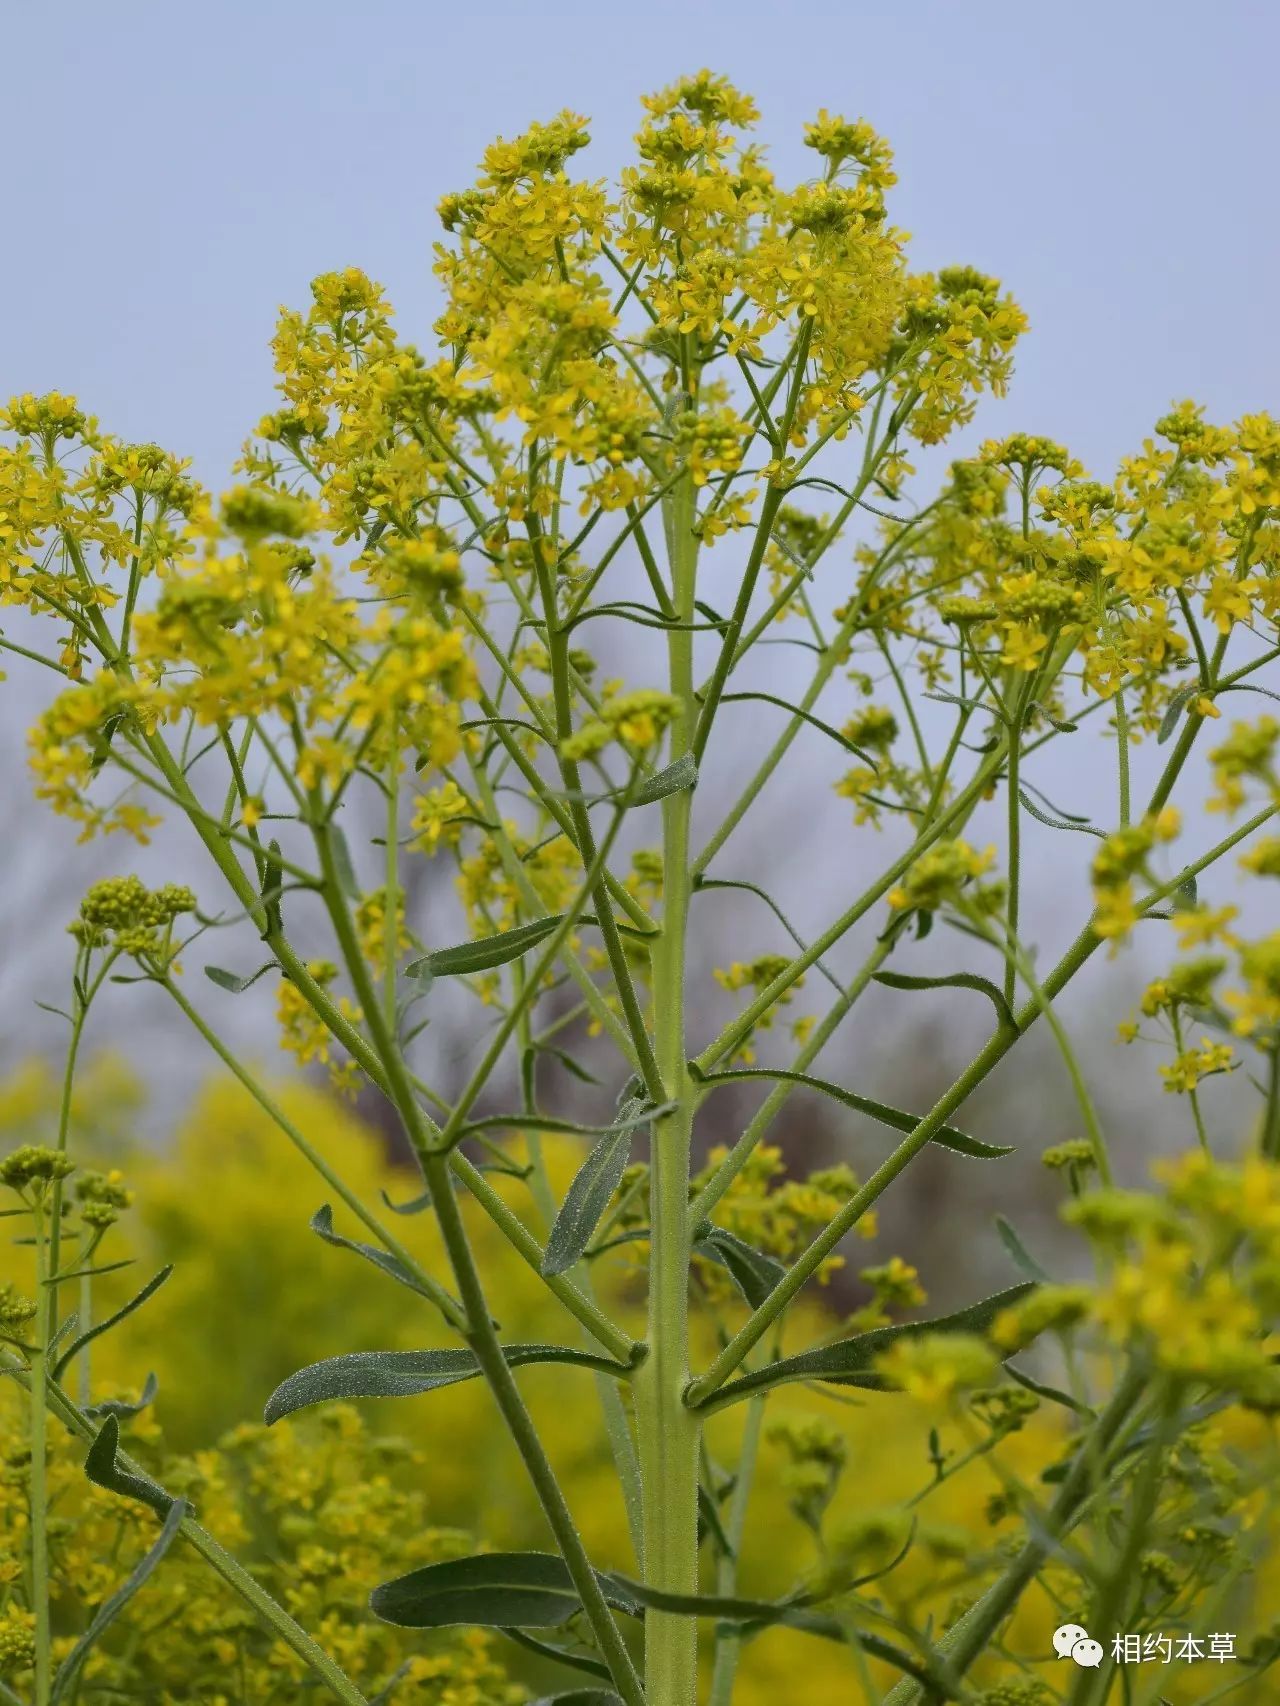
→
(3, 68, 1280, 1706)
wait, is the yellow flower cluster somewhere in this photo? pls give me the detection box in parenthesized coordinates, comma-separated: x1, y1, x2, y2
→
(989, 1152, 1280, 1406)
(887, 838, 995, 912)
(276, 961, 363, 1095)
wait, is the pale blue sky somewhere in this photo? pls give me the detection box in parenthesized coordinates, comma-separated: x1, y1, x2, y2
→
(6, 0, 1278, 486)
(2, 0, 1275, 1145)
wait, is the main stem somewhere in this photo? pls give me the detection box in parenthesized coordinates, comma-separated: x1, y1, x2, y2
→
(29, 1196, 51, 1706)
(636, 466, 701, 1706)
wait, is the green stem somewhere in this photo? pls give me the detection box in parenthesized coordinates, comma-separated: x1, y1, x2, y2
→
(311, 825, 645, 1706)
(1115, 684, 1131, 828)
(518, 987, 645, 1562)
(384, 744, 400, 1033)
(636, 466, 701, 1706)
(1004, 678, 1028, 1009)
(706, 1394, 766, 1706)
(691, 322, 813, 764)
(30, 1194, 52, 1706)
(526, 513, 665, 1101)
(77, 1270, 93, 1408)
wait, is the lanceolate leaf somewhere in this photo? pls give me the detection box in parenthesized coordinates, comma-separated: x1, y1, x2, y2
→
(691, 1064, 1013, 1160)
(84, 1415, 174, 1518)
(328, 823, 361, 898)
(1020, 779, 1091, 823)
(692, 1224, 786, 1309)
(53, 1267, 173, 1381)
(694, 1282, 1038, 1413)
(1157, 683, 1201, 744)
(407, 916, 562, 979)
(374, 1554, 938, 1689)
(694, 876, 846, 998)
(717, 692, 877, 767)
(598, 1578, 943, 1691)
(1006, 1362, 1094, 1416)
(873, 969, 1015, 1036)
(204, 962, 275, 995)
(631, 751, 698, 805)
(1219, 681, 1280, 707)
(994, 1214, 1051, 1283)
(49, 1495, 188, 1703)
(457, 1104, 670, 1148)
(1018, 788, 1105, 839)
(266, 1343, 632, 1425)
(310, 1204, 452, 1305)
(529, 1693, 623, 1706)
(370, 1552, 643, 1630)
(542, 1100, 648, 1277)
(85, 1371, 160, 1422)
(261, 840, 285, 939)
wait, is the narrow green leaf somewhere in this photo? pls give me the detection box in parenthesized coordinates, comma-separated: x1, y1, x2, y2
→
(692, 1224, 785, 1310)
(696, 1483, 734, 1558)
(86, 1372, 160, 1423)
(543, 1046, 601, 1087)
(204, 962, 275, 995)
(266, 1343, 630, 1425)
(1158, 682, 1200, 743)
(529, 1692, 623, 1706)
(1018, 788, 1105, 839)
(370, 1552, 642, 1630)
(48, 1312, 79, 1359)
(42, 1257, 136, 1289)
(407, 915, 562, 979)
(310, 1204, 450, 1305)
(695, 876, 845, 998)
(53, 1267, 173, 1381)
(994, 1215, 1051, 1283)
(718, 692, 877, 767)
(261, 840, 285, 939)
(560, 599, 725, 636)
(690, 1064, 1013, 1160)
(542, 1100, 646, 1277)
(458, 1104, 670, 1147)
(1031, 702, 1078, 733)
(1020, 779, 1091, 823)
(632, 751, 698, 806)
(873, 969, 1015, 1036)
(500, 1630, 613, 1684)
(49, 1495, 187, 1704)
(328, 823, 361, 897)
(923, 688, 989, 714)
(1005, 1362, 1094, 1416)
(457, 714, 551, 746)
(696, 1282, 1037, 1412)
(84, 1415, 174, 1517)
(598, 1577, 940, 1688)
(380, 1187, 433, 1216)
(1219, 681, 1280, 707)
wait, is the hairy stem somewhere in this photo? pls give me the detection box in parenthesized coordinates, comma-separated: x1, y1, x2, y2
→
(636, 465, 701, 1706)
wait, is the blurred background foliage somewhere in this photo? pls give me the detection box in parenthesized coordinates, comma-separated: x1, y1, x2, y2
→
(2, 1055, 1276, 1701)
